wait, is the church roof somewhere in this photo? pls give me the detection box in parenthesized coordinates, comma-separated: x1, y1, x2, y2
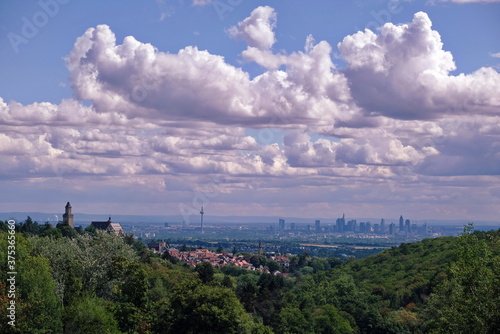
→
(90, 217, 124, 236)
(108, 223, 123, 233)
(91, 221, 111, 230)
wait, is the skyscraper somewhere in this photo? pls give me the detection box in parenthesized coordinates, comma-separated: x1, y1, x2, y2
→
(336, 214, 345, 233)
(380, 218, 385, 234)
(359, 222, 366, 233)
(389, 223, 395, 235)
(347, 220, 357, 232)
(422, 222, 428, 235)
(399, 215, 404, 232)
(279, 218, 285, 231)
(405, 219, 411, 234)
(336, 219, 343, 233)
(411, 223, 417, 234)
(315, 220, 321, 233)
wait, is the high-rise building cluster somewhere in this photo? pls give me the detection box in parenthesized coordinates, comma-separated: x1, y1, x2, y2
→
(277, 214, 429, 236)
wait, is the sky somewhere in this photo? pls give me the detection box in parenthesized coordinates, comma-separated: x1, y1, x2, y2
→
(0, 0, 500, 223)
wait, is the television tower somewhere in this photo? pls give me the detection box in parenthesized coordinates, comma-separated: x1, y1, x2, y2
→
(200, 206, 204, 233)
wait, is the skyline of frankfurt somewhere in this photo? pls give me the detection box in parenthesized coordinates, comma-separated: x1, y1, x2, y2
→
(1, 0, 500, 221)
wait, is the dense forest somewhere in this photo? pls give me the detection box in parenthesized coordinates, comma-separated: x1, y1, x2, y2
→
(1, 219, 499, 334)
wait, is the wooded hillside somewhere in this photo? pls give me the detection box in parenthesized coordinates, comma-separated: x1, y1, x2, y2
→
(1, 220, 499, 333)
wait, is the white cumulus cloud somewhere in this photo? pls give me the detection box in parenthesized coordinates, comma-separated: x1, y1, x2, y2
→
(228, 6, 277, 50)
(66, 22, 356, 129)
(338, 12, 500, 120)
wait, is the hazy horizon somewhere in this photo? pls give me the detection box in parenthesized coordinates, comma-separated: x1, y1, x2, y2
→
(3, 209, 499, 227)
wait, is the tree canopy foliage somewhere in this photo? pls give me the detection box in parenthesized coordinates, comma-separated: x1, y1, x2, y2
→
(1, 218, 499, 333)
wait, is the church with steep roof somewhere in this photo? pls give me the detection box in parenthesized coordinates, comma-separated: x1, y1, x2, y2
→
(90, 217, 125, 236)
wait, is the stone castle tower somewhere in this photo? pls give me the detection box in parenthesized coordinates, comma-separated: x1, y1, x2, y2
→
(63, 202, 74, 227)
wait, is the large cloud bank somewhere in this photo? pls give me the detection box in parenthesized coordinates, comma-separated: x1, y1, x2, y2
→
(1, 7, 500, 217)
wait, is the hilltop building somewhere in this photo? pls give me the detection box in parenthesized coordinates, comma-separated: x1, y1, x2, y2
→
(91, 217, 124, 236)
(149, 240, 168, 254)
(62, 202, 74, 227)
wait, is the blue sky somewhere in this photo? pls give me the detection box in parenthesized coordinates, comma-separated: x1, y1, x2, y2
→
(0, 0, 500, 222)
